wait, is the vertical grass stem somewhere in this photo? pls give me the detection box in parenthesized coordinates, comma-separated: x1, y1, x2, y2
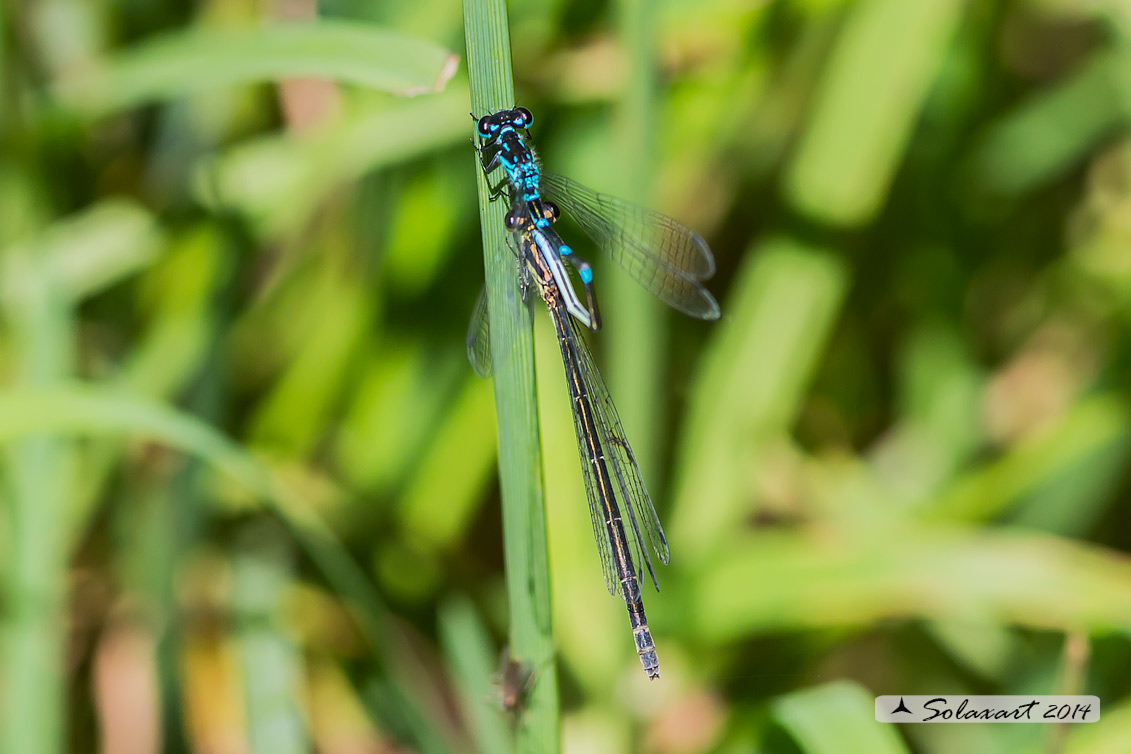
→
(462, 1, 561, 751)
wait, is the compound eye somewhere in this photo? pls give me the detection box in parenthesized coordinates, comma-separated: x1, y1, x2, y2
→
(476, 115, 493, 137)
(514, 107, 533, 127)
(544, 201, 560, 222)
(504, 210, 522, 230)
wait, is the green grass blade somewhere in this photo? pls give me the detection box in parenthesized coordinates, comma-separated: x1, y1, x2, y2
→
(194, 88, 469, 239)
(463, 0, 561, 751)
(923, 395, 1131, 523)
(233, 526, 309, 754)
(773, 681, 911, 754)
(1065, 697, 1131, 754)
(0, 255, 74, 754)
(872, 323, 985, 508)
(966, 45, 1131, 197)
(364, 679, 457, 754)
(246, 267, 370, 455)
(606, 0, 662, 484)
(0, 2, 7, 136)
(70, 227, 228, 540)
(671, 238, 848, 562)
(55, 20, 458, 117)
(0, 382, 454, 753)
(784, 0, 967, 225)
(0, 200, 164, 302)
(439, 597, 513, 754)
(693, 526, 1131, 641)
(399, 377, 498, 549)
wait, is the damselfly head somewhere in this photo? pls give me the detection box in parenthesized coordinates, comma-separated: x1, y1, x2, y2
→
(476, 114, 499, 138)
(504, 207, 525, 231)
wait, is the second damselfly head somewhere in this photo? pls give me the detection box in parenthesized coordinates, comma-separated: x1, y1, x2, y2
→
(465, 199, 592, 378)
(504, 200, 558, 232)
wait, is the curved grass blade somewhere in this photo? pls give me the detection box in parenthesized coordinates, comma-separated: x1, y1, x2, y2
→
(695, 526, 1131, 642)
(56, 20, 459, 117)
(773, 681, 911, 754)
(0, 383, 456, 753)
(195, 89, 468, 239)
(540, 172, 720, 320)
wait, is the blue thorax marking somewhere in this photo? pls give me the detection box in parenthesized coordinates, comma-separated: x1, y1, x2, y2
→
(494, 130, 541, 200)
(485, 119, 551, 227)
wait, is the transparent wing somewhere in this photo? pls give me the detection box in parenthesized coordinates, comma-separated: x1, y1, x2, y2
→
(571, 316, 670, 585)
(466, 285, 492, 378)
(556, 312, 669, 600)
(540, 172, 720, 320)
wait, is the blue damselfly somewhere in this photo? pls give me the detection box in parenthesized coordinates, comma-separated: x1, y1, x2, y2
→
(468, 198, 669, 679)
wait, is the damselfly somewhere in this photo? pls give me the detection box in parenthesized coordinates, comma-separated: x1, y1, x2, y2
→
(473, 107, 721, 332)
(468, 197, 670, 679)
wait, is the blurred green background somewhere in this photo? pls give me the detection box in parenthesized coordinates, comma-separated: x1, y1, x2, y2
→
(3, 0, 1131, 752)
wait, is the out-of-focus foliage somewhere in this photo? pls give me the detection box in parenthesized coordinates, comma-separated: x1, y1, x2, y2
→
(2, 0, 1131, 752)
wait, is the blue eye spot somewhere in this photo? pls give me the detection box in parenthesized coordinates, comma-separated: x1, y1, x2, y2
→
(560, 245, 573, 256)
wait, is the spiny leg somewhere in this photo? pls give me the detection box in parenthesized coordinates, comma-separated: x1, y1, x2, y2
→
(487, 178, 509, 203)
(474, 144, 511, 202)
(476, 143, 501, 173)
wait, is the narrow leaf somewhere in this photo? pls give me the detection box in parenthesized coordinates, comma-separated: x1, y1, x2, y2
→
(56, 21, 458, 117)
